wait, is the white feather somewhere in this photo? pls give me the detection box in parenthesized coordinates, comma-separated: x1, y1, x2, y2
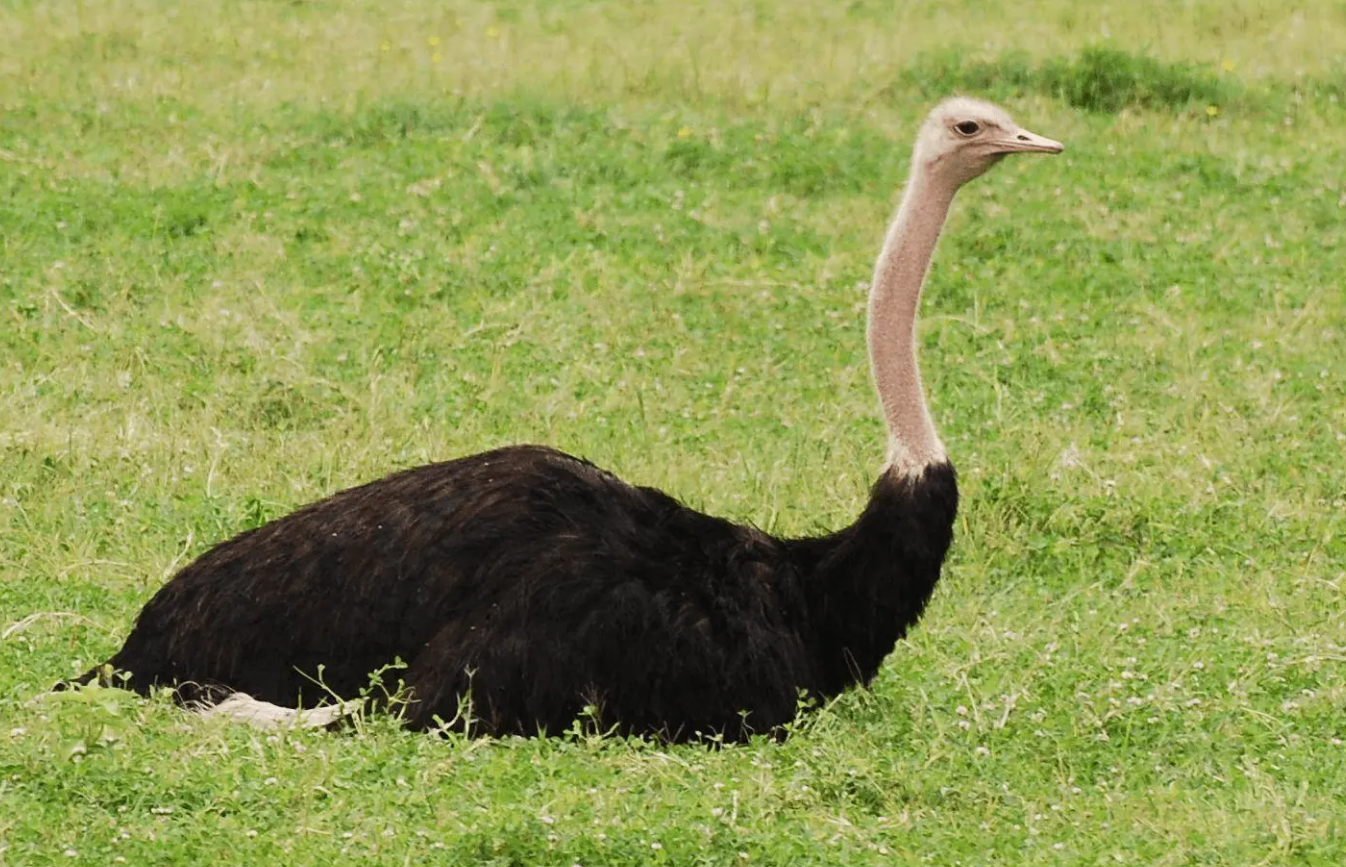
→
(198, 693, 357, 730)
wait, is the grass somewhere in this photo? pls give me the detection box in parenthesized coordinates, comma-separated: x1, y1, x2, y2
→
(2, 0, 1345, 863)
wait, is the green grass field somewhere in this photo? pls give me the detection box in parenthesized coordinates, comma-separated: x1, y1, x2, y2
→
(2, 0, 1345, 863)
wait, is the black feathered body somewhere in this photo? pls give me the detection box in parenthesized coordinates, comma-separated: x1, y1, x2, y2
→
(86, 445, 956, 740)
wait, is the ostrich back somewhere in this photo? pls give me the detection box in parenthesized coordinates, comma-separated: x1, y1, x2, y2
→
(92, 445, 956, 739)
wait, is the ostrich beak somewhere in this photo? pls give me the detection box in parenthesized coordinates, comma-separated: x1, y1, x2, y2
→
(995, 127, 1065, 155)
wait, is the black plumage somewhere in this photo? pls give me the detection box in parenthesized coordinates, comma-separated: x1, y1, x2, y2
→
(72, 445, 955, 740)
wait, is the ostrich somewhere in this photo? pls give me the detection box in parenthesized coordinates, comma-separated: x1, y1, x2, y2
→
(66, 98, 1062, 740)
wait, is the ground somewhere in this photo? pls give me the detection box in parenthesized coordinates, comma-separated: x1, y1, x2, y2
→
(1, 0, 1344, 864)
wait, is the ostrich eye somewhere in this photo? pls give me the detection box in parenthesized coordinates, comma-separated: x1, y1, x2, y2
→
(953, 120, 981, 136)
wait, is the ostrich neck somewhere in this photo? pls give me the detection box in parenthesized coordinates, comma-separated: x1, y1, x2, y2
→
(868, 166, 955, 476)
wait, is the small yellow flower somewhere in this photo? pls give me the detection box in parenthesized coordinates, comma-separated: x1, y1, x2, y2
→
(1221, 59, 1235, 72)
(379, 41, 391, 52)
(677, 126, 692, 138)
(432, 52, 443, 64)
(428, 35, 441, 47)
(485, 25, 500, 38)
(1205, 104, 1219, 117)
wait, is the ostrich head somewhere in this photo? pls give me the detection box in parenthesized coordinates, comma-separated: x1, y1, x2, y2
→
(912, 97, 1064, 187)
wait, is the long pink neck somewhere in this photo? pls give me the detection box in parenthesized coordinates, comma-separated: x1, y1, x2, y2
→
(867, 166, 956, 476)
